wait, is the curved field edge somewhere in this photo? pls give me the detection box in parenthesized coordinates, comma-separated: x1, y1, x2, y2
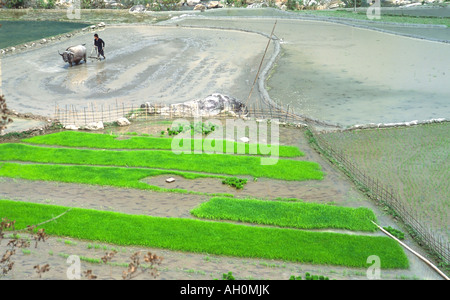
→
(0, 143, 323, 181)
(0, 200, 409, 269)
(22, 131, 304, 158)
(0, 162, 234, 197)
(190, 197, 378, 232)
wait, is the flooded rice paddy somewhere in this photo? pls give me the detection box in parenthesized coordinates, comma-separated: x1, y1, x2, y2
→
(0, 20, 91, 49)
(1, 9, 449, 127)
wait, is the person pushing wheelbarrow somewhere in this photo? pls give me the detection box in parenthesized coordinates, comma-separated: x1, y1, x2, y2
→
(94, 33, 105, 60)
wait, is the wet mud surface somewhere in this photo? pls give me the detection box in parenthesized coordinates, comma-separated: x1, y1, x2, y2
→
(1, 25, 268, 119)
(0, 127, 444, 280)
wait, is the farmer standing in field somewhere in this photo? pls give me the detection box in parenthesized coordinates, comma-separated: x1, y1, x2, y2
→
(94, 33, 106, 60)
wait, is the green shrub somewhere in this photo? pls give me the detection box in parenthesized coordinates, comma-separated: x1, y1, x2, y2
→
(286, 0, 298, 10)
(383, 226, 405, 240)
(166, 121, 217, 136)
(5, 0, 25, 8)
(222, 177, 248, 190)
(290, 272, 329, 280)
(222, 271, 235, 280)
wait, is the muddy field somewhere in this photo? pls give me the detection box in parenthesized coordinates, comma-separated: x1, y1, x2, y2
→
(0, 126, 444, 280)
(2, 11, 449, 126)
(1, 24, 268, 119)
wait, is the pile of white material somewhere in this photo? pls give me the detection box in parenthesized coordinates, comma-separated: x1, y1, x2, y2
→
(141, 93, 248, 118)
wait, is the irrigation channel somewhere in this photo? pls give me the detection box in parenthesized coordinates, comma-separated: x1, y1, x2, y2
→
(1, 8, 449, 279)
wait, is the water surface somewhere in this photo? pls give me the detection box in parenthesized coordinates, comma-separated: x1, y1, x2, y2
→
(0, 20, 90, 48)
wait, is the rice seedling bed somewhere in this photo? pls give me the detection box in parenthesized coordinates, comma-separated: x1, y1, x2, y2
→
(0, 199, 409, 269)
(190, 197, 379, 232)
(319, 123, 450, 243)
(0, 162, 232, 197)
(22, 131, 304, 157)
(0, 143, 323, 181)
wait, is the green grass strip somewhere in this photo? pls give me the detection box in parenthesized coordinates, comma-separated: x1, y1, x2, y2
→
(0, 162, 233, 197)
(191, 197, 378, 232)
(0, 200, 408, 269)
(22, 131, 304, 157)
(294, 10, 450, 27)
(0, 143, 323, 181)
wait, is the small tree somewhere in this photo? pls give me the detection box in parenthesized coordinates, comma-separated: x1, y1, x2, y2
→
(286, 0, 299, 10)
(341, 0, 364, 8)
(0, 95, 13, 135)
(4, 0, 25, 8)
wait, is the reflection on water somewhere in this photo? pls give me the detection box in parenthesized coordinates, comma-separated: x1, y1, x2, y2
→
(175, 17, 450, 127)
(0, 21, 90, 49)
(2, 13, 449, 126)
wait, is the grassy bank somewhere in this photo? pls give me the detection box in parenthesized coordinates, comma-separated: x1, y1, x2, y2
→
(0, 199, 409, 269)
(191, 197, 378, 232)
(22, 131, 304, 157)
(0, 143, 323, 181)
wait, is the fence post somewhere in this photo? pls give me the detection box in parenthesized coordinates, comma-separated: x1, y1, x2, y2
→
(91, 102, 95, 122)
(285, 104, 289, 123)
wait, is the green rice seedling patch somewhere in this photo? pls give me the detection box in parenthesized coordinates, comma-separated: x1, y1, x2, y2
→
(0, 143, 323, 181)
(383, 226, 405, 240)
(22, 131, 304, 157)
(190, 197, 378, 232)
(0, 200, 408, 269)
(0, 162, 234, 197)
(221, 177, 248, 190)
